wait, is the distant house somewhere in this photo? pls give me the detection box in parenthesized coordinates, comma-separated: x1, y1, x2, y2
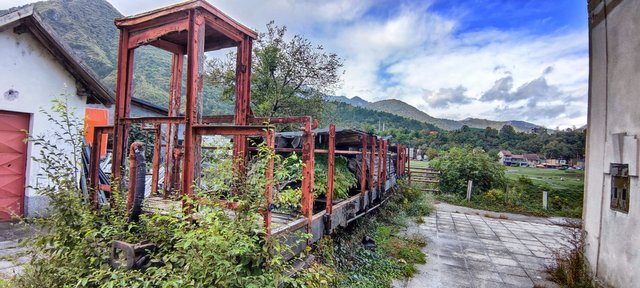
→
(498, 150, 511, 165)
(0, 6, 166, 220)
(498, 150, 527, 167)
(523, 153, 541, 166)
(544, 159, 567, 168)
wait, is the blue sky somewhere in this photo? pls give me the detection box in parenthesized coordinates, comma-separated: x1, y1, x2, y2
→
(1, 0, 589, 128)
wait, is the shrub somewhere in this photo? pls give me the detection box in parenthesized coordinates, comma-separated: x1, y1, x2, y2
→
(313, 154, 357, 200)
(11, 99, 329, 287)
(431, 146, 506, 195)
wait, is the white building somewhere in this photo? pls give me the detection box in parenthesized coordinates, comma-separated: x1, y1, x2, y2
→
(0, 6, 165, 220)
(584, 0, 640, 287)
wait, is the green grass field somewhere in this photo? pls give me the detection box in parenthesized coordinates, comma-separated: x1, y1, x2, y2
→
(504, 166, 584, 192)
(409, 160, 585, 217)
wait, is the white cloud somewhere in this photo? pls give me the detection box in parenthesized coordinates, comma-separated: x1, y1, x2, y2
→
(0, 0, 588, 128)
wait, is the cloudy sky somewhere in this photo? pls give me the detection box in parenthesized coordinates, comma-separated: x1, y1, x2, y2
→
(2, 0, 588, 129)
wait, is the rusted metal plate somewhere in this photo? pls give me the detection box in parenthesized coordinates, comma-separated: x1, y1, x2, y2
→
(0, 111, 29, 221)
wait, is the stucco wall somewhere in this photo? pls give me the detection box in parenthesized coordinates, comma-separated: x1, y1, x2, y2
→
(0, 23, 89, 217)
(585, 1, 640, 287)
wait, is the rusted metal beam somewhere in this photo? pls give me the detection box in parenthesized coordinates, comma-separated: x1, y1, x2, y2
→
(232, 37, 253, 174)
(193, 125, 272, 136)
(89, 126, 112, 208)
(150, 39, 185, 54)
(202, 13, 244, 42)
(264, 129, 275, 236)
(164, 52, 184, 198)
(150, 124, 161, 196)
(301, 120, 315, 233)
(203, 37, 238, 52)
(202, 114, 235, 124)
(112, 29, 135, 179)
(128, 19, 189, 49)
(122, 116, 184, 124)
(250, 116, 312, 125)
(360, 136, 367, 208)
(181, 9, 205, 215)
(326, 124, 336, 215)
(369, 135, 375, 206)
(377, 138, 382, 193)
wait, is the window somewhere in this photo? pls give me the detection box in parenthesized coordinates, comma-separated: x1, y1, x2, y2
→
(610, 163, 630, 213)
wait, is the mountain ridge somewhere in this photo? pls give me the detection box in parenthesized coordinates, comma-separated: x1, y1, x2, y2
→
(327, 96, 545, 131)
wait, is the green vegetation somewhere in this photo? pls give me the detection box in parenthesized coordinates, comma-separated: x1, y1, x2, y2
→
(315, 180, 434, 287)
(206, 22, 342, 123)
(430, 147, 507, 195)
(11, 100, 333, 287)
(313, 155, 357, 200)
(324, 102, 439, 133)
(546, 230, 594, 288)
(415, 146, 583, 218)
(8, 100, 432, 287)
(505, 166, 584, 192)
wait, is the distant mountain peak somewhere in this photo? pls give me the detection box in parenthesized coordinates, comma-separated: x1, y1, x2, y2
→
(364, 98, 544, 131)
(325, 95, 369, 107)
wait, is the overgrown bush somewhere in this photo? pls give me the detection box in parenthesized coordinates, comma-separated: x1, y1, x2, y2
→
(313, 154, 357, 200)
(11, 99, 334, 287)
(431, 146, 506, 195)
(311, 181, 433, 287)
(546, 229, 594, 288)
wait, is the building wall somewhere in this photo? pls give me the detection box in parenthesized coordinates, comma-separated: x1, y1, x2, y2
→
(0, 23, 89, 217)
(584, 1, 640, 287)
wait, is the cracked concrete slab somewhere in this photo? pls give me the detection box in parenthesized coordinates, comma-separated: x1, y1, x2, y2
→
(394, 203, 577, 288)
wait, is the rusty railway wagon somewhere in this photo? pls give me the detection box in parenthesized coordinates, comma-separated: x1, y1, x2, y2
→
(87, 0, 408, 256)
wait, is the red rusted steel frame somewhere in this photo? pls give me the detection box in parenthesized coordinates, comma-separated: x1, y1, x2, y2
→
(193, 125, 272, 136)
(369, 136, 375, 196)
(126, 142, 144, 211)
(325, 124, 336, 215)
(89, 126, 113, 208)
(407, 147, 411, 185)
(232, 37, 252, 175)
(202, 115, 234, 124)
(360, 135, 367, 210)
(383, 140, 388, 182)
(377, 138, 382, 193)
(396, 144, 402, 178)
(181, 9, 206, 215)
(264, 129, 275, 236)
(164, 53, 184, 198)
(150, 39, 185, 55)
(127, 19, 189, 49)
(122, 116, 184, 124)
(301, 120, 315, 231)
(112, 28, 135, 179)
(250, 116, 318, 128)
(150, 124, 161, 195)
(383, 141, 387, 178)
(314, 149, 360, 155)
(115, 1, 257, 39)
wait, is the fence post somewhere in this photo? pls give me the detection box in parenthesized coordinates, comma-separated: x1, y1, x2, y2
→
(543, 191, 548, 210)
(466, 180, 473, 201)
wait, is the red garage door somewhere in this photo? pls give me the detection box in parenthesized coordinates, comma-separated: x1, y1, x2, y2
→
(0, 111, 29, 221)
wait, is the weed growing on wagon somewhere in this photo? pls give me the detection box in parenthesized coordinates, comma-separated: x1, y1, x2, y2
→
(309, 181, 434, 287)
(9, 99, 338, 288)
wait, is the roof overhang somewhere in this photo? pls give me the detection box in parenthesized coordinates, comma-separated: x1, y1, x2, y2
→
(114, 0, 257, 54)
(0, 6, 115, 106)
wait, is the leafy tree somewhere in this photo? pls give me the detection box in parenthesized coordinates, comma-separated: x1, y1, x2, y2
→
(206, 22, 343, 122)
(431, 146, 506, 195)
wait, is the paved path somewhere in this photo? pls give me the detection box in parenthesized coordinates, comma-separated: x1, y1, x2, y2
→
(0, 222, 34, 279)
(395, 204, 577, 288)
